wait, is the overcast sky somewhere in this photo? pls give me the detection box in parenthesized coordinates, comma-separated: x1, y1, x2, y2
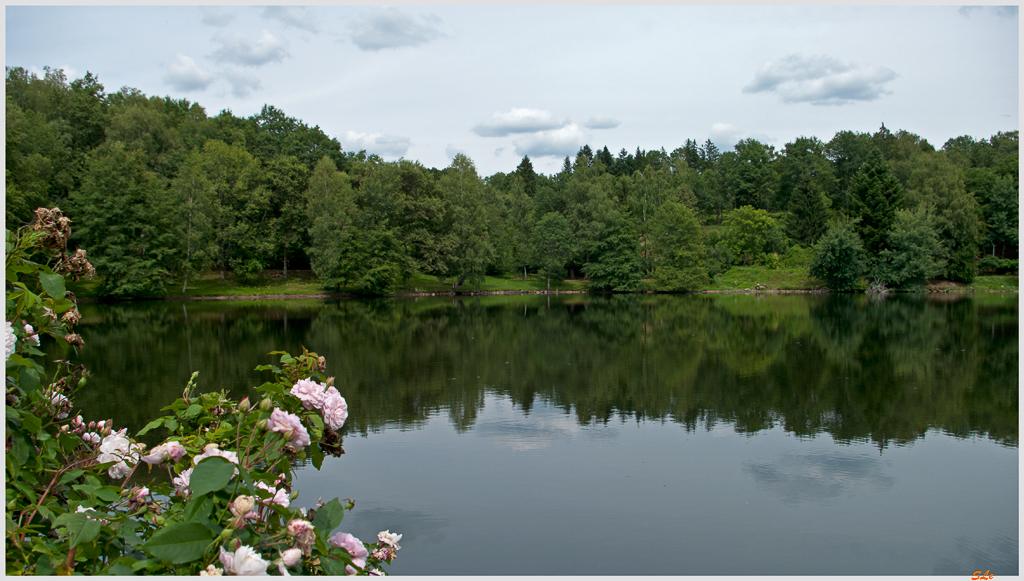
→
(5, 4, 1018, 176)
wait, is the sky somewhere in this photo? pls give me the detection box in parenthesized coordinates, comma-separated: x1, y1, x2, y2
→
(4, 3, 1019, 176)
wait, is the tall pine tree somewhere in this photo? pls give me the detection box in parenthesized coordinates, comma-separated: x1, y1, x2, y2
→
(851, 147, 903, 256)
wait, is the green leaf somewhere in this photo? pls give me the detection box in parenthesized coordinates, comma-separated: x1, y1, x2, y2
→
(59, 470, 86, 485)
(165, 419, 179, 434)
(279, 353, 294, 364)
(189, 456, 235, 497)
(54, 512, 101, 548)
(137, 418, 164, 436)
(39, 272, 66, 299)
(95, 486, 121, 502)
(182, 493, 214, 523)
(183, 404, 203, 419)
(320, 554, 349, 576)
(141, 522, 213, 564)
(106, 559, 135, 575)
(68, 515, 102, 548)
(311, 444, 325, 470)
(312, 498, 345, 535)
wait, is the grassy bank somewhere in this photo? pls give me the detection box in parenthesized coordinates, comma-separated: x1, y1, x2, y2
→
(69, 267, 1018, 300)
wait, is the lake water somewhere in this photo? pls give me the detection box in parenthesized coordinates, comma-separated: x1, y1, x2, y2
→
(64, 292, 1018, 575)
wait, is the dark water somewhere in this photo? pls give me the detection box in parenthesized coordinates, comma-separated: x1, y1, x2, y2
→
(61, 293, 1018, 575)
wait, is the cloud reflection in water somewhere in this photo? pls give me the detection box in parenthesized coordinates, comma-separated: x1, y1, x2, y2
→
(744, 449, 895, 505)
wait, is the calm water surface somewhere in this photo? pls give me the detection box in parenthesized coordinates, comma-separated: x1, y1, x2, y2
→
(65, 293, 1018, 575)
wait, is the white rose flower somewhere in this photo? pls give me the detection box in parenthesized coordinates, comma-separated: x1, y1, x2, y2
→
(219, 545, 269, 576)
(5, 321, 16, 361)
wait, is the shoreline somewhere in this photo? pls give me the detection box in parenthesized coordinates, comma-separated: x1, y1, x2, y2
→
(77, 287, 1019, 302)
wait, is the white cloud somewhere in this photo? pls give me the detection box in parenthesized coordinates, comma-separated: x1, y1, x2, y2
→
(345, 131, 411, 158)
(472, 108, 564, 138)
(262, 7, 318, 33)
(164, 53, 213, 92)
(582, 116, 620, 130)
(223, 67, 261, 98)
(959, 6, 1018, 18)
(512, 124, 588, 159)
(708, 123, 774, 151)
(210, 30, 289, 67)
(743, 54, 897, 106)
(349, 8, 445, 51)
(445, 144, 467, 161)
(200, 7, 235, 27)
(494, 147, 505, 157)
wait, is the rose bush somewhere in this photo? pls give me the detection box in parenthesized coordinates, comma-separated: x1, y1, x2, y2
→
(6, 210, 400, 575)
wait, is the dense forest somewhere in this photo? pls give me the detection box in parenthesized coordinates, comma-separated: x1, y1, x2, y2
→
(6, 66, 1019, 298)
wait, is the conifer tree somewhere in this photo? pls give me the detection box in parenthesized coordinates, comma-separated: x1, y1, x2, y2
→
(851, 148, 903, 256)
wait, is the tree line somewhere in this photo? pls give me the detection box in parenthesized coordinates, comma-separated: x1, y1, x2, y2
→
(6, 66, 1019, 298)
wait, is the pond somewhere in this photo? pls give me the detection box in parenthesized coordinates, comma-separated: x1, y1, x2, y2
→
(62, 292, 1018, 575)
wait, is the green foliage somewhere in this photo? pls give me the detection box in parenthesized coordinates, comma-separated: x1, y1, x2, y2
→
(435, 154, 494, 291)
(649, 201, 708, 291)
(870, 207, 945, 289)
(581, 218, 644, 291)
(851, 148, 904, 257)
(723, 205, 788, 267)
(903, 151, 980, 283)
(809, 218, 865, 291)
(67, 142, 177, 298)
(784, 178, 831, 247)
(718, 139, 779, 211)
(530, 212, 574, 290)
(5, 218, 401, 575)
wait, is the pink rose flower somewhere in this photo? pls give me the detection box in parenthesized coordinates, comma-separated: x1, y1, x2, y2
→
(280, 547, 302, 567)
(255, 481, 290, 508)
(290, 378, 327, 410)
(142, 441, 187, 465)
(268, 408, 310, 450)
(329, 532, 368, 569)
(22, 322, 39, 346)
(321, 387, 348, 431)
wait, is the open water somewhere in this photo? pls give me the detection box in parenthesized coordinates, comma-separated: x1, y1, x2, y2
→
(64, 292, 1018, 575)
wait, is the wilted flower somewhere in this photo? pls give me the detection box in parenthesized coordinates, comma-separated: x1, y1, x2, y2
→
(49, 392, 71, 420)
(328, 532, 368, 569)
(290, 378, 326, 411)
(371, 546, 394, 561)
(65, 333, 84, 348)
(219, 544, 269, 576)
(321, 388, 348, 431)
(286, 519, 313, 537)
(5, 321, 16, 361)
(377, 530, 402, 551)
(172, 467, 193, 490)
(267, 408, 310, 450)
(286, 519, 316, 556)
(141, 441, 187, 465)
(317, 356, 327, 372)
(199, 564, 224, 576)
(62, 309, 81, 326)
(22, 322, 39, 347)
